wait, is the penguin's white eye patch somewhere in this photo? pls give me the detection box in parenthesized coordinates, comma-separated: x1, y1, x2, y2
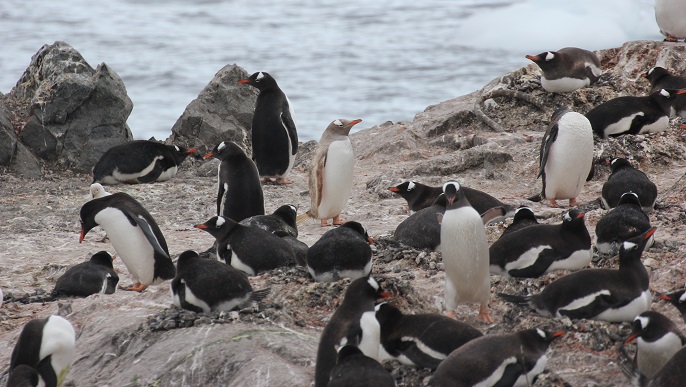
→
(256, 72, 264, 81)
(367, 277, 379, 290)
(333, 119, 343, 126)
(545, 52, 554, 61)
(564, 212, 572, 221)
(407, 181, 416, 191)
(537, 328, 546, 339)
(637, 316, 649, 330)
(648, 67, 655, 75)
(174, 146, 180, 151)
(679, 292, 686, 303)
(216, 217, 226, 227)
(660, 89, 670, 98)
(288, 204, 297, 212)
(218, 142, 226, 151)
(623, 241, 637, 250)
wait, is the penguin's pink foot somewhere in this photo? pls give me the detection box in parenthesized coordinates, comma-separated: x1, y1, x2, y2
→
(664, 35, 679, 42)
(332, 215, 345, 226)
(569, 198, 579, 207)
(320, 219, 331, 227)
(445, 310, 457, 320)
(478, 306, 493, 323)
(549, 199, 560, 207)
(123, 282, 147, 292)
(275, 177, 293, 185)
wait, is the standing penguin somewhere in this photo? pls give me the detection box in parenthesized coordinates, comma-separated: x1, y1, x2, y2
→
(79, 192, 176, 292)
(238, 71, 298, 184)
(624, 311, 686, 379)
(601, 158, 658, 213)
(596, 192, 653, 255)
(314, 277, 389, 387)
(538, 107, 594, 207)
(52, 251, 119, 297)
(307, 221, 373, 282)
(655, 0, 686, 41)
(300, 118, 362, 227)
(239, 204, 298, 237)
(92, 140, 196, 185)
(204, 141, 264, 222)
(642, 67, 686, 117)
(526, 47, 602, 93)
(439, 180, 492, 323)
(429, 328, 565, 387)
(9, 315, 75, 387)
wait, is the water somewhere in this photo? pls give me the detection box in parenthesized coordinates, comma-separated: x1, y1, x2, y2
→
(0, 0, 660, 141)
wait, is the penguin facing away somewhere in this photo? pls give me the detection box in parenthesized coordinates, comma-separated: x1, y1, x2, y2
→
(239, 204, 298, 237)
(498, 206, 539, 239)
(526, 47, 602, 93)
(655, 0, 686, 41)
(238, 71, 298, 184)
(79, 192, 176, 292)
(300, 118, 362, 227)
(52, 251, 119, 297)
(438, 180, 492, 323)
(7, 364, 41, 387)
(596, 192, 653, 255)
(601, 158, 658, 213)
(642, 66, 686, 117)
(328, 344, 395, 387)
(624, 311, 686, 380)
(538, 107, 594, 207)
(92, 140, 196, 185)
(10, 315, 75, 387)
(307, 221, 373, 282)
(89, 183, 111, 200)
(204, 141, 265, 223)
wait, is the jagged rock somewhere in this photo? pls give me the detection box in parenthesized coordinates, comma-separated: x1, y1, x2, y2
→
(0, 103, 16, 166)
(10, 142, 42, 179)
(169, 64, 258, 152)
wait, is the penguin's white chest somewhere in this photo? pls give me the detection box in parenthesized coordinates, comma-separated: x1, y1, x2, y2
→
(656, 0, 686, 38)
(317, 139, 354, 219)
(544, 113, 593, 200)
(541, 76, 590, 93)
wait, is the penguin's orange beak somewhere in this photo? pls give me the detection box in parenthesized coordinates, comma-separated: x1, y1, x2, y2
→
(194, 224, 208, 229)
(658, 294, 674, 301)
(644, 227, 657, 240)
(379, 291, 391, 298)
(575, 212, 584, 219)
(348, 119, 362, 127)
(676, 89, 686, 95)
(625, 332, 639, 343)
(79, 228, 86, 243)
(680, 125, 686, 130)
(388, 187, 400, 193)
(186, 147, 197, 154)
(526, 55, 539, 62)
(238, 79, 250, 84)
(367, 236, 374, 244)
(640, 73, 648, 78)
(203, 153, 213, 159)
(552, 330, 566, 338)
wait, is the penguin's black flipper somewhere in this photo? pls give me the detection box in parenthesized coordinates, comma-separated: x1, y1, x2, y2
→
(497, 293, 532, 305)
(480, 207, 506, 225)
(130, 213, 170, 259)
(280, 101, 298, 155)
(251, 288, 271, 303)
(137, 160, 165, 183)
(538, 121, 559, 179)
(587, 164, 595, 181)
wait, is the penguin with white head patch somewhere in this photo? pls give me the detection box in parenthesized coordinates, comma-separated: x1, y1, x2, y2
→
(658, 288, 686, 324)
(490, 209, 591, 278)
(498, 206, 539, 239)
(314, 276, 389, 387)
(52, 251, 119, 297)
(307, 221, 373, 282)
(538, 107, 594, 207)
(526, 47, 602, 93)
(601, 158, 658, 213)
(238, 71, 298, 184)
(429, 328, 565, 387)
(204, 141, 264, 223)
(328, 344, 395, 387)
(79, 192, 176, 292)
(439, 180, 492, 322)
(92, 140, 196, 185)
(624, 311, 686, 380)
(170, 250, 269, 313)
(655, 0, 686, 41)
(299, 118, 361, 227)
(239, 204, 298, 237)
(388, 180, 510, 215)
(642, 66, 686, 118)
(498, 227, 656, 322)
(596, 192, 653, 255)
(9, 315, 75, 387)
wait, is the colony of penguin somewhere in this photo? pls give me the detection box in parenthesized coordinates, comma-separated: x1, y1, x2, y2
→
(4, 5, 686, 387)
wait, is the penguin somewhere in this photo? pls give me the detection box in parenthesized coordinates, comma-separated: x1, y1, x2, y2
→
(204, 141, 264, 222)
(274, 231, 309, 266)
(375, 302, 483, 370)
(170, 250, 269, 313)
(538, 107, 594, 207)
(92, 140, 196, 185)
(586, 89, 678, 138)
(238, 71, 298, 184)
(657, 289, 686, 324)
(489, 209, 592, 278)
(429, 328, 565, 387)
(7, 364, 41, 387)
(655, 0, 686, 41)
(601, 158, 658, 213)
(299, 118, 362, 227)
(498, 206, 539, 239)
(194, 216, 296, 275)
(596, 192, 653, 255)
(624, 311, 686, 379)
(328, 344, 395, 387)
(239, 204, 298, 237)
(498, 227, 656, 322)
(314, 276, 390, 387)
(306, 221, 373, 282)
(52, 251, 119, 297)
(525, 47, 602, 93)
(642, 67, 686, 117)
(439, 180, 492, 322)
(88, 183, 111, 199)
(10, 315, 75, 387)
(79, 192, 176, 292)
(622, 345, 686, 386)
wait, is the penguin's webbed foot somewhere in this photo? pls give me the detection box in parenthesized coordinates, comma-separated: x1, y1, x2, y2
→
(332, 215, 344, 226)
(444, 310, 457, 320)
(548, 199, 560, 207)
(478, 305, 493, 323)
(275, 177, 294, 185)
(320, 219, 331, 227)
(664, 36, 680, 42)
(123, 282, 148, 292)
(569, 198, 579, 207)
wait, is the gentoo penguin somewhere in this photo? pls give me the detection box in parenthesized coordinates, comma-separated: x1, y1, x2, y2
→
(498, 227, 656, 322)
(239, 204, 298, 237)
(170, 250, 269, 313)
(92, 140, 196, 185)
(625, 311, 686, 379)
(601, 158, 658, 213)
(498, 206, 539, 239)
(388, 180, 511, 215)
(439, 180, 492, 322)
(10, 315, 75, 387)
(307, 221, 373, 282)
(586, 89, 677, 138)
(657, 289, 686, 323)
(429, 328, 565, 387)
(314, 277, 390, 387)
(655, 0, 686, 41)
(538, 107, 594, 207)
(205, 141, 264, 222)
(490, 209, 592, 278)
(275, 231, 309, 266)
(596, 192, 653, 255)
(642, 67, 686, 117)
(526, 47, 602, 93)
(194, 216, 296, 275)
(88, 183, 111, 199)
(79, 192, 176, 292)
(238, 71, 298, 184)
(7, 364, 41, 386)
(52, 251, 119, 297)
(328, 344, 395, 387)
(299, 118, 362, 227)
(375, 302, 483, 370)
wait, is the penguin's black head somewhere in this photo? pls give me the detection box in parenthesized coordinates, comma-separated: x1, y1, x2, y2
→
(346, 277, 390, 302)
(335, 344, 364, 364)
(274, 204, 298, 225)
(609, 157, 632, 173)
(203, 141, 245, 160)
(619, 227, 656, 261)
(641, 66, 670, 85)
(237, 71, 276, 90)
(171, 145, 197, 163)
(341, 221, 373, 244)
(618, 192, 642, 207)
(90, 251, 114, 268)
(563, 209, 585, 223)
(442, 180, 468, 208)
(374, 302, 403, 328)
(176, 250, 201, 270)
(194, 216, 238, 238)
(388, 181, 423, 199)
(513, 206, 537, 223)
(7, 364, 41, 387)
(79, 201, 100, 243)
(526, 51, 557, 70)
(326, 118, 362, 136)
(533, 328, 566, 344)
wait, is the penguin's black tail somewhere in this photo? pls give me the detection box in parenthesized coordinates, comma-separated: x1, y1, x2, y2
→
(497, 292, 532, 305)
(251, 288, 271, 303)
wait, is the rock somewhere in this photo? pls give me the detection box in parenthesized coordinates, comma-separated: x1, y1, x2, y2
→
(0, 103, 17, 166)
(169, 64, 258, 152)
(9, 141, 42, 179)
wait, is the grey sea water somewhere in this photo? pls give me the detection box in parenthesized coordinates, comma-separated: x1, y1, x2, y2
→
(0, 0, 660, 141)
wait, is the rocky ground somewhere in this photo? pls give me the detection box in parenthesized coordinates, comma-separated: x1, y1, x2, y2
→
(1, 40, 686, 386)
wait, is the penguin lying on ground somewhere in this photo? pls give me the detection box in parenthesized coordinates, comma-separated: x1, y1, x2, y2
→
(624, 311, 686, 380)
(498, 206, 539, 239)
(596, 192, 653, 255)
(642, 66, 686, 117)
(307, 221, 373, 282)
(498, 227, 655, 322)
(388, 180, 510, 215)
(328, 344, 395, 387)
(526, 47, 602, 93)
(601, 158, 658, 213)
(52, 251, 119, 297)
(240, 204, 298, 237)
(92, 140, 196, 185)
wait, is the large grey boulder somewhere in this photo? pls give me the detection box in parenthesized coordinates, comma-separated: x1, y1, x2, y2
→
(169, 64, 258, 152)
(9, 41, 133, 172)
(0, 100, 42, 178)
(0, 102, 16, 166)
